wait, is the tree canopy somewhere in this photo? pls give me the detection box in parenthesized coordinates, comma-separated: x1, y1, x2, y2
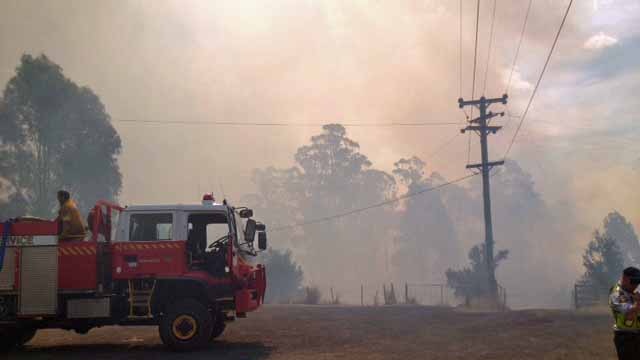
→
(0, 54, 121, 217)
(244, 124, 397, 289)
(581, 230, 624, 290)
(243, 124, 571, 306)
(603, 211, 640, 266)
(392, 156, 459, 282)
(262, 248, 304, 304)
(445, 243, 509, 301)
(577, 211, 639, 295)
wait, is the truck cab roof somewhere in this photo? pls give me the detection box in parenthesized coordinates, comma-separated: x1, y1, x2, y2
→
(125, 203, 230, 213)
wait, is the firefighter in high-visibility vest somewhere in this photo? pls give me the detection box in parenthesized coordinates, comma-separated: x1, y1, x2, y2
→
(56, 190, 87, 241)
(609, 266, 640, 359)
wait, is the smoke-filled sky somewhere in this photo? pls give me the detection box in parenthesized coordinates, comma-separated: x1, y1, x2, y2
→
(2, 0, 639, 305)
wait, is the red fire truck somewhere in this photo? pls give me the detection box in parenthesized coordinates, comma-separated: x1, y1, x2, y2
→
(0, 194, 267, 351)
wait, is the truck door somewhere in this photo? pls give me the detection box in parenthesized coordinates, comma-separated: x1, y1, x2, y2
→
(112, 212, 187, 279)
(186, 212, 230, 276)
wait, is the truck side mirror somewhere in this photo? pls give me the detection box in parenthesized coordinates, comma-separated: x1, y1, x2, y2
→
(245, 219, 257, 243)
(258, 231, 267, 250)
(239, 209, 254, 218)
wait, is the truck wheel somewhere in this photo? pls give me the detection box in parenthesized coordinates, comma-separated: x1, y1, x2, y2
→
(0, 326, 37, 351)
(209, 312, 226, 340)
(17, 328, 37, 347)
(0, 338, 18, 352)
(159, 299, 212, 351)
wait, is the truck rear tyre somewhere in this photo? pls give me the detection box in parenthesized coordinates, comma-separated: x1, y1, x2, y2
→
(17, 328, 37, 346)
(159, 299, 213, 351)
(210, 312, 226, 340)
(0, 327, 36, 351)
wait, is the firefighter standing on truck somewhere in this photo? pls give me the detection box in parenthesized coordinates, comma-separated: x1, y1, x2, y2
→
(56, 190, 86, 241)
(609, 266, 640, 359)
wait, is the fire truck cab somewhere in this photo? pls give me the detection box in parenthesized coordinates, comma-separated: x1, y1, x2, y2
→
(0, 194, 267, 351)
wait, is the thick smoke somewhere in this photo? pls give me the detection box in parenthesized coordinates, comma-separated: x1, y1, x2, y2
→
(1, 1, 638, 308)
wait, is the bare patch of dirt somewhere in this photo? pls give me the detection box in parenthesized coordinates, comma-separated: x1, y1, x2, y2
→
(10, 305, 616, 359)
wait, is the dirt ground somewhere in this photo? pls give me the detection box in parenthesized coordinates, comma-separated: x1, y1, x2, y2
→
(9, 305, 617, 360)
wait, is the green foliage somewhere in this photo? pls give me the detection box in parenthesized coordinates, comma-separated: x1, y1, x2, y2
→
(603, 211, 640, 266)
(262, 248, 304, 304)
(581, 230, 624, 289)
(298, 286, 322, 305)
(392, 156, 459, 282)
(293, 124, 395, 217)
(0, 184, 28, 220)
(244, 125, 557, 302)
(244, 124, 396, 287)
(392, 156, 426, 185)
(0, 54, 121, 217)
(445, 243, 509, 301)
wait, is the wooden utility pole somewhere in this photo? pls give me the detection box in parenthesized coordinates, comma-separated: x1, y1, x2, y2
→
(459, 94, 507, 304)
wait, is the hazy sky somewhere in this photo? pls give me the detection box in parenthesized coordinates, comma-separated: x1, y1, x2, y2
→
(1, 0, 639, 291)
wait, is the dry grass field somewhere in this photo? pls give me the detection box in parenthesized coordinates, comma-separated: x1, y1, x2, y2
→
(10, 305, 616, 360)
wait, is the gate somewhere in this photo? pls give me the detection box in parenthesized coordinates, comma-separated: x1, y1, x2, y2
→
(574, 281, 608, 309)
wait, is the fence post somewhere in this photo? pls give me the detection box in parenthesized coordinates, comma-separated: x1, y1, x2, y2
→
(440, 284, 444, 305)
(405, 283, 409, 304)
(361, 284, 364, 306)
(383, 284, 387, 304)
(503, 287, 507, 311)
(574, 284, 579, 310)
(391, 282, 395, 304)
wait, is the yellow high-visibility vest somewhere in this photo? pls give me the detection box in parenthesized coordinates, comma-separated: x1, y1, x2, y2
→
(58, 199, 86, 240)
(610, 284, 640, 330)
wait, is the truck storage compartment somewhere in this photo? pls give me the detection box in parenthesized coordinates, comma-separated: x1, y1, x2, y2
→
(19, 246, 58, 315)
(0, 248, 17, 290)
(67, 298, 110, 318)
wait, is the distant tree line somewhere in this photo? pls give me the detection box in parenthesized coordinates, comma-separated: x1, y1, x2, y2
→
(248, 124, 563, 305)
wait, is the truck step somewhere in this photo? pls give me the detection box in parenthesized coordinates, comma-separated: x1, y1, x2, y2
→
(127, 315, 154, 320)
(127, 279, 157, 318)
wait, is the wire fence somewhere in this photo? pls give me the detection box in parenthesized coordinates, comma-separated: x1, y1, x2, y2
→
(324, 283, 461, 307)
(573, 281, 608, 309)
(405, 283, 450, 306)
(294, 282, 509, 310)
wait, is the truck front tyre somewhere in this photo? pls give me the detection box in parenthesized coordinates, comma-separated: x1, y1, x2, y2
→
(159, 299, 213, 351)
(209, 313, 226, 340)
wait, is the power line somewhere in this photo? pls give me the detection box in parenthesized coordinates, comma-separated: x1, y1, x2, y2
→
(482, 0, 498, 95)
(466, 131, 472, 167)
(471, 0, 481, 103)
(500, 108, 520, 132)
(459, 0, 464, 100)
(505, 0, 533, 94)
(270, 172, 479, 232)
(501, 0, 532, 134)
(504, 0, 573, 158)
(459, 0, 469, 120)
(466, 0, 481, 163)
(426, 132, 462, 161)
(112, 119, 460, 127)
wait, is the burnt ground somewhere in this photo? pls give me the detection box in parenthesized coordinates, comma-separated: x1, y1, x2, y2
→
(10, 305, 616, 359)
